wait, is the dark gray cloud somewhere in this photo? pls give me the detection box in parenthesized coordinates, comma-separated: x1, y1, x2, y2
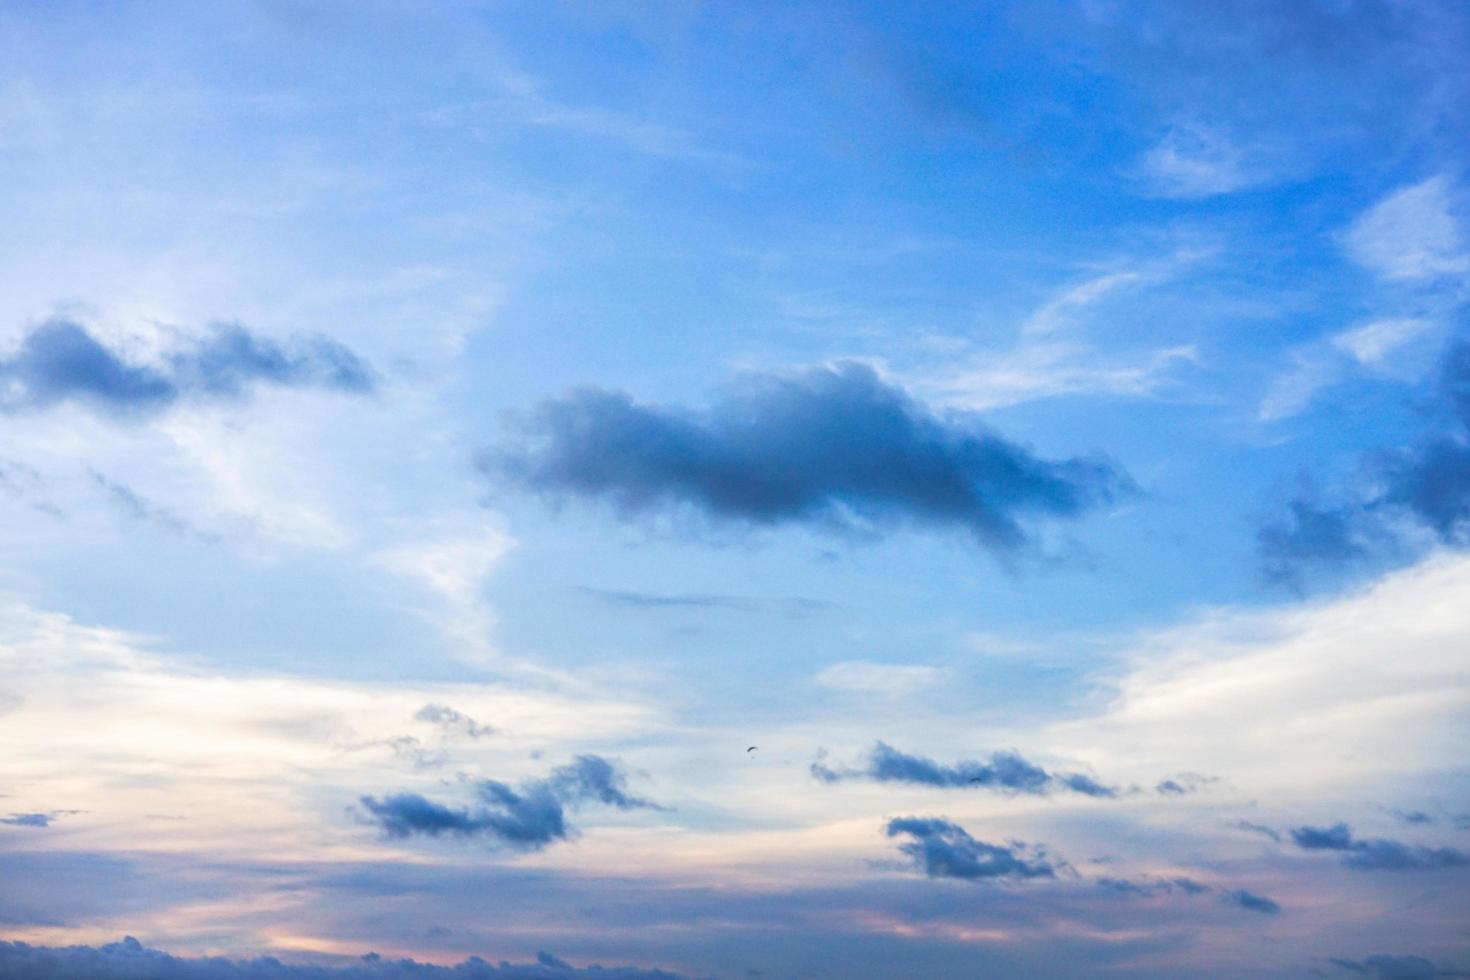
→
(811, 741, 1119, 798)
(1260, 337, 1470, 582)
(414, 704, 494, 739)
(1289, 823, 1470, 871)
(884, 817, 1059, 881)
(360, 756, 661, 850)
(1331, 954, 1470, 979)
(1096, 876, 1279, 915)
(0, 936, 686, 979)
(1218, 889, 1281, 916)
(0, 319, 374, 416)
(483, 363, 1129, 553)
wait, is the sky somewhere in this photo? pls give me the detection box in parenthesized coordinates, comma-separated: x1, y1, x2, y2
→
(1, 1, 1469, 978)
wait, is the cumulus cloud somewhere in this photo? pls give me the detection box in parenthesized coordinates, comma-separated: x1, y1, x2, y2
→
(360, 755, 661, 850)
(483, 363, 1129, 554)
(884, 817, 1059, 881)
(0, 936, 685, 979)
(1289, 823, 1470, 871)
(0, 319, 374, 416)
(811, 741, 1119, 798)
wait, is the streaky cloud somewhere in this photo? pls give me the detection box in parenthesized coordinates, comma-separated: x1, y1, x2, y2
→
(1289, 822, 1470, 871)
(884, 817, 1059, 881)
(0, 319, 374, 417)
(1218, 889, 1281, 916)
(813, 741, 1120, 798)
(0, 936, 685, 979)
(1097, 876, 1279, 915)
(1330, 953, 1469, 979)
(360, 755, 661, 851)
(483, 362, 1130, 554)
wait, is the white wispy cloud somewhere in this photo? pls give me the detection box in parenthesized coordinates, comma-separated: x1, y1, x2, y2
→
(1343, 176, 1470, 282)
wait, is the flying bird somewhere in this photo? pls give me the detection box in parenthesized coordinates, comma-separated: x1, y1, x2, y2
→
(746, 746, 758, 753)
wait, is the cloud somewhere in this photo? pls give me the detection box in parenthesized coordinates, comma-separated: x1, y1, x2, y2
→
(1218, 889, 1281, 915)
(812, 741, 1119, 798)
(0, 813, 54, 828)
(1096, 876, 1279, 915)
(1343, 177, 1469, 282)
(1259, 337, 1470, 581)
(0, 319, 375, 416)
(1330, 954, 1470, 979)
(1289, 823, 1470, 871)
(884, 817, 1059, 881)
(483, 362, 1129, 554)
(1137, 123, 1258, 199)
(1231, 821, 1282, 843)
(0, 936, 686, 979)
(1155, 773, 1216, 797)
(360, 755, 662, 850)
(414, 703, 494, 739)
(813, 661, 943, 696)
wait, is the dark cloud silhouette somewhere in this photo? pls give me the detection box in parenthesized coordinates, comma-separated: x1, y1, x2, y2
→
(1289, 823, 1470, 871)
(884, 817, 1059, 881)
(483, 362, 1129, 553)
(1155, 772, 1217, 797)
(1096, 876, 1278, 914)
(811, 741, 1119, 798)
(1260, 337, 1470, 582)
(1218, 889, 1281, 915)
(360, 755, 661, 850)
(0, 936, 685, 979)
(0, 319, 374, 416)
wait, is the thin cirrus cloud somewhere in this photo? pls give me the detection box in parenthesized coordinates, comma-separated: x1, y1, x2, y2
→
(884, 817, 1060, 881)
(1289, 823, 1470, 871)
(360, 755, 662, 850)
(0, 937, 686, 980)
(483, 362, 1130, 555)
(1342, 176, 1470, 283)
(810, 741, 1121, 798)
(0, 318, 375, 416)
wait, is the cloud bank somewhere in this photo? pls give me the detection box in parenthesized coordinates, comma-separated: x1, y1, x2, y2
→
(1289, 823, 1470, 871)
(0, 937, 685, 980)
(484, 363, 1129, 553)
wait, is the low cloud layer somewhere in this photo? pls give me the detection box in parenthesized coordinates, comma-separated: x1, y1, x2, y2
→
(811, 741, 1120, 798)
(1290, 823, 1470, 871)
(1331, 953, 1470, 979)
(484, 363, 1129, 553)
(0, 937, 685, 979)
(360, 755, 661, 850)
(884, 817, 1060, 881)
(0, 319, 374, 416)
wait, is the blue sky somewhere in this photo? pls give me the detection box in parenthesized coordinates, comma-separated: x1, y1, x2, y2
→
(1, 2, 1469, 978)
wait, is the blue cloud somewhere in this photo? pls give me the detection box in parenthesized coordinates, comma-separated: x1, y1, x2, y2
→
(1261, 337, 1470, 582)
(360, 755, 661, 850)
(0, 813, 54, 828)
(1289, 823, 1470, 871)
(884, 817, 1059, 881)
(0, 936, 685, 979)
(1218, 889, 1281, 916)
(484, 363, 1130, 553)
(1331, 953, 1470, 979)
(812, 741, 1119, 798)
(0, 319, 374, 416)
